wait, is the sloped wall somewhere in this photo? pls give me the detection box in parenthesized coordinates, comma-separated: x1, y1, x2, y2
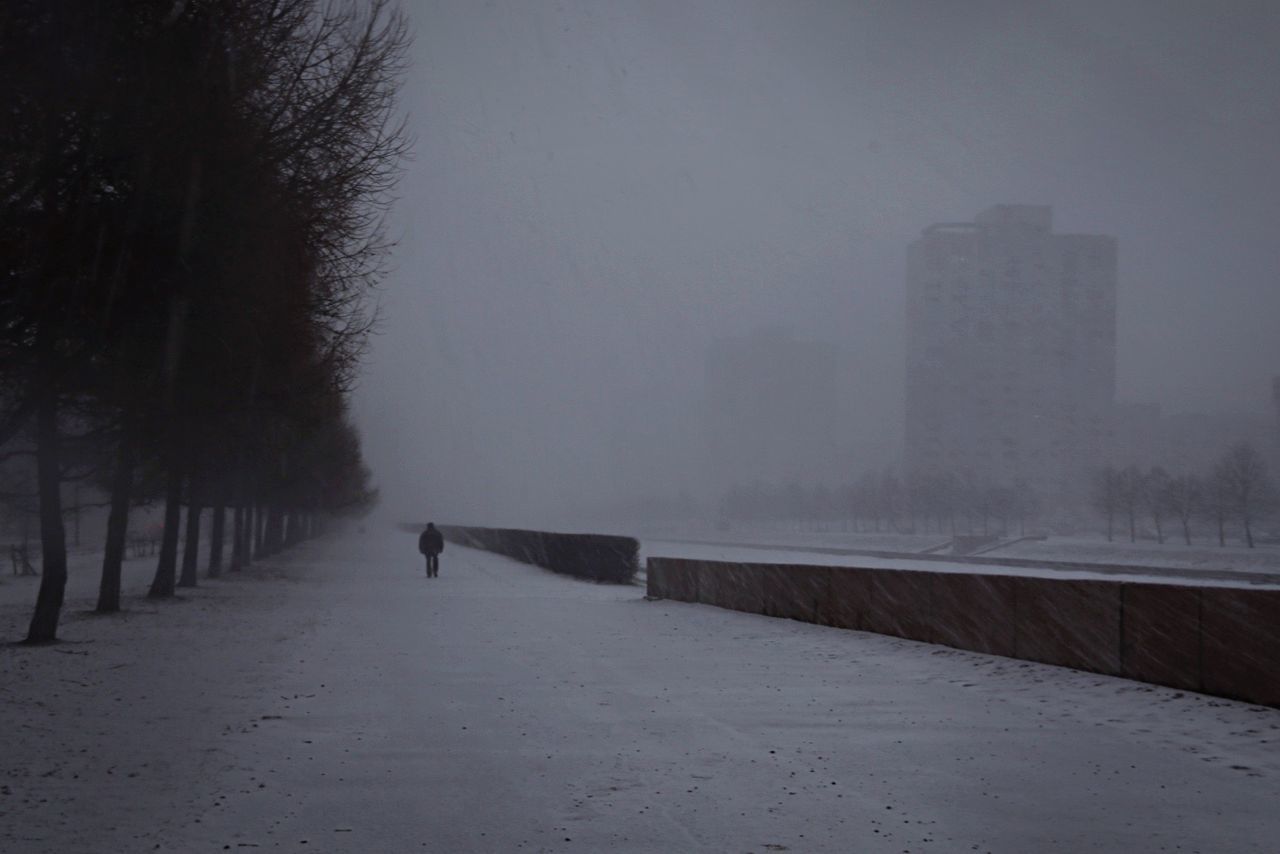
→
(441, 525, 638, 584)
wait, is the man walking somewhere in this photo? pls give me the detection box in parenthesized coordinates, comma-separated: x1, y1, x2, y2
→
(418, 522, 444, 578)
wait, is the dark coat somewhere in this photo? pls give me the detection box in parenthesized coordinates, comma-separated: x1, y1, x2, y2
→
(419, 527, 444, 555)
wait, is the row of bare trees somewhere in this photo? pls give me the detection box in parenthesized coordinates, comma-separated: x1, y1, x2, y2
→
(719, 470, 1042, 537)
(1, 1, 408, 640)
(1091, 442, 1276, 547)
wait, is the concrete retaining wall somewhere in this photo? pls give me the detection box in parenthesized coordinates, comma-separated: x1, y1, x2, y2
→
(646, 558, 1280, 709)
(440, 525, 639, 584)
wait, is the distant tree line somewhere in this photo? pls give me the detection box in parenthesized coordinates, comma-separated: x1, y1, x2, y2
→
(1, 1, 408, 641)
(719, 469, 1043, 538)
(1091, 441, 1276, 548)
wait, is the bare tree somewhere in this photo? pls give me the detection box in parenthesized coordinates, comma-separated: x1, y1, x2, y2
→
(1161, 473, 1202, 546)
(1, 1, 408, 636)
(1115, 465, 1145, 543)
(1143, 466, 1170, 544)
(1091, 466, 1120, 542)
(1214, 442, 1274, 548)
(1012, 480, 1041, 537)
(1205, 464, 1233, 547)
(987, 485, 1016, 537)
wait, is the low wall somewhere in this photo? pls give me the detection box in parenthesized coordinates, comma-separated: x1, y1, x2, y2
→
(439, 525, 638, 584)
(646, 558, 1280, 709)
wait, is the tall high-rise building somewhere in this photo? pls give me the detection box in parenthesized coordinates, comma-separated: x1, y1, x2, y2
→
(904, 205, 1117, 507)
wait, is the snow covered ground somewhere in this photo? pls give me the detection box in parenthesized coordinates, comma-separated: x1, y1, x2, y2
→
(637, 528, 1280, 574)
(3, 530, 1280, 852)
(995, 535, 1280, 572)
(640, 537, 1280, 591)
(641, 540, 1280, 590)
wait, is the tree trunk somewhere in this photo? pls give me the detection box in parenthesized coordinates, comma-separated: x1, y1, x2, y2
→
(1181, 516, 1192, 546)
(239, 503, 250, 566)
(258, 505, 271, 557)
(1217, 513, 1225, 547)
(178, 502, 202, 587)
(96, 422, 135, 613)
(25, 389, 68, 643)
(243, 502, 253, 562)
(229, 503, 244, 571)
(246, 501, 256, 565)
(263, 505, 283, 555)
(265, 505, 278, 554)
(1243, 511, 1254, 549)
(148, 458, 184, 598)
(208, 502, 226, 577)
(254, 502, 266, 558)
(1153, 513, 1164, 545)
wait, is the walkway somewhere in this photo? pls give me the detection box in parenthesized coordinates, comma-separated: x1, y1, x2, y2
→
(3, 530, 1278, 852)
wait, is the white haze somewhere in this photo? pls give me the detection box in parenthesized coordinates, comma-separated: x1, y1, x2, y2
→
(353, 0, 1280, 526)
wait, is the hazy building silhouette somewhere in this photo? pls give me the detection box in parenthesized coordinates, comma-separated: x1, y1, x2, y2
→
(705, 326, 841, 495)
(905, 205, 1118, 507)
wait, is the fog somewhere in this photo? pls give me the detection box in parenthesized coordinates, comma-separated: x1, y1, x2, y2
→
(354, 0, 1280, 527)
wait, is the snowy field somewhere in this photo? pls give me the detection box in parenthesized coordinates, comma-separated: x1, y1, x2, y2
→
(995, 535, 1280, 571)
(3, 530, 1280, 853)
(641, 532, 1280, 588)
(639, 527, 1280, 568)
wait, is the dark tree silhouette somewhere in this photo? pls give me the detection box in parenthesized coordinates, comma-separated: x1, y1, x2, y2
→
(1214, 442, 1274, 549)
(1, 1, 407, 638)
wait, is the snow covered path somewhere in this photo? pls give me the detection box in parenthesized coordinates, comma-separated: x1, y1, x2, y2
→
(4, 530, 1280, 853)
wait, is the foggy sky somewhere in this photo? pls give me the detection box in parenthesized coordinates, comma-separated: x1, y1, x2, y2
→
(354, 0, 1280, 526)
